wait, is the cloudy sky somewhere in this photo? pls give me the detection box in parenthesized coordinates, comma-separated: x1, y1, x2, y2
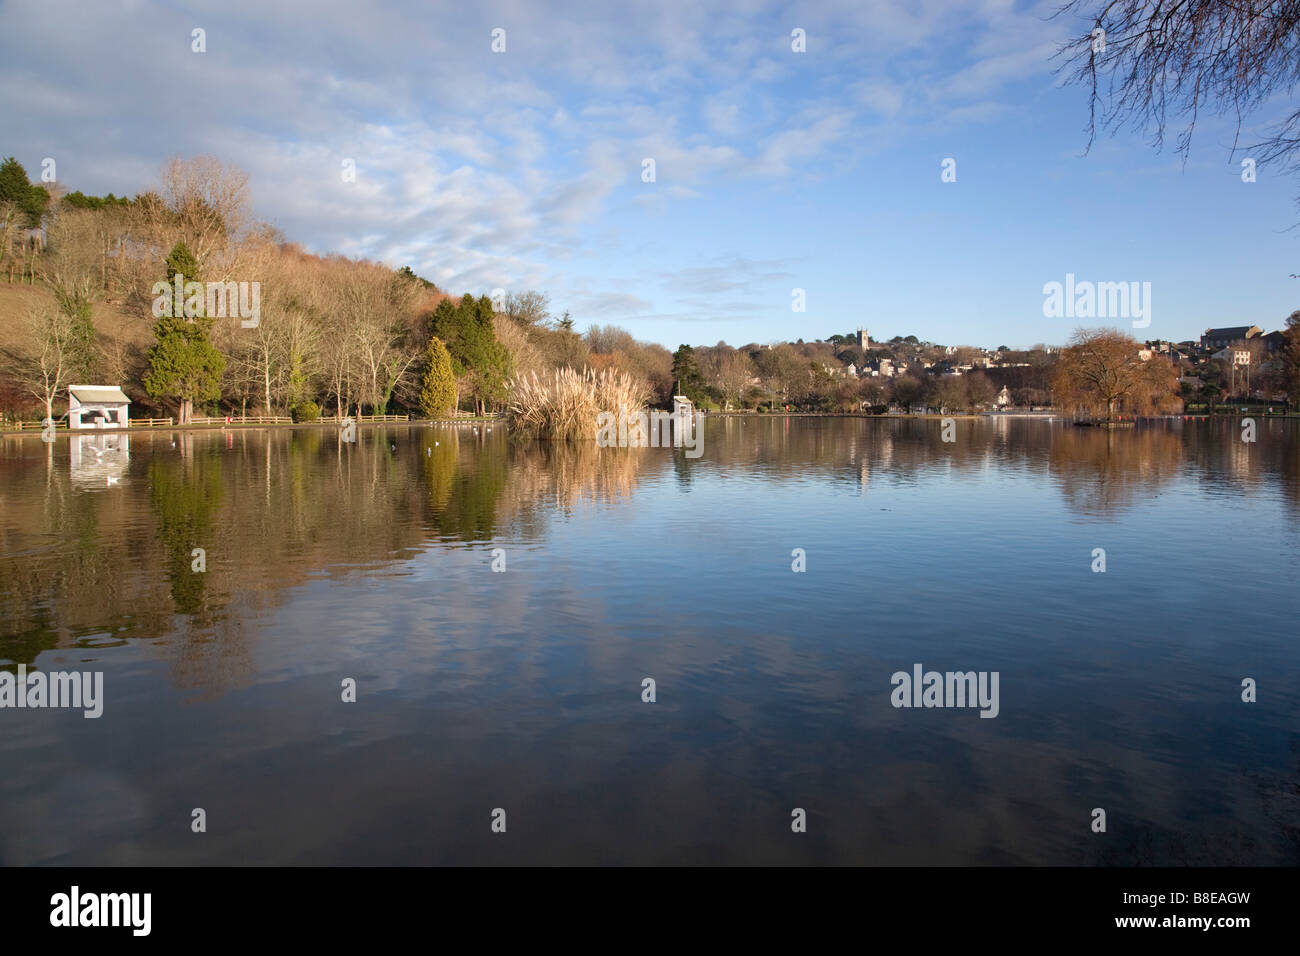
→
(2, 0, 1296, 347)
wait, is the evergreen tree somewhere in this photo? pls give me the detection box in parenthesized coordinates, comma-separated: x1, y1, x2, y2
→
(144, 241, 222, 422)
(467, 295, 509, 413)
(22, 185, 50, 228)
(428, 294, 509, 414)
(429, 297, 466, 372)
(672, 344, 706, 401)
(419, 337, 457, 418)
(143, 313, 225, 424)
(163, 240, 202, 309)
(0, 157, 29, 204)
(0, 158, 49, 227)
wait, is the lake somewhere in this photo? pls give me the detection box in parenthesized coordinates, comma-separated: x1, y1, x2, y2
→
(1, 416, 1297, 865)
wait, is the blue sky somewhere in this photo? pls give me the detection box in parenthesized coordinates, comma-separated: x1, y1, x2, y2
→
(2, 0, 1297, 348)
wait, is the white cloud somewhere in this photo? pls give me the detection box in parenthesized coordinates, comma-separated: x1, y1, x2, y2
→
(0, 0, 1068, 318)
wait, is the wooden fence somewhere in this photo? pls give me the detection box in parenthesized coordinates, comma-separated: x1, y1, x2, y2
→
(190, 413, 409, 425)
(7, 413, 416, 431)
(4, 418, 175, 430)
(189, 415, 293, 425)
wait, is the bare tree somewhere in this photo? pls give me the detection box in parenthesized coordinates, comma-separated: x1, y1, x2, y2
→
(502, 290, 551, 327)
(17, 306, 79, 420)
(709, 349, 754, 410)
(157, 155, 253, 268)
(335, 260, 423, 415)
(1052, 327, 1180, 420)
(1057, 1, 1300, 179)
(585, 324, 636, 354)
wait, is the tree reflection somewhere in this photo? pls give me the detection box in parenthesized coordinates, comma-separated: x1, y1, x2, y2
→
(2, 419, 1298, 691)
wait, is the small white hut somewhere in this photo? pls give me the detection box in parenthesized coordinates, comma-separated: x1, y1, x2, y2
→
(68, 385, 130, 429)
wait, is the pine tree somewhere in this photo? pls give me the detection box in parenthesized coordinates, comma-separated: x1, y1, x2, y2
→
(429, 297, 466, 374)
(419, 337, 457, 418)
(144, 313, 225, 424)
(672, 344, 706, 401)
(0, 157, 29, 205)
(468, 295, 509, 413)
(163, 240, 202, 311)
(429, 297, 467, 412)
(0, 158, 50, 228)
(428, 294, 509, 414)
(145, 241, 222, 423)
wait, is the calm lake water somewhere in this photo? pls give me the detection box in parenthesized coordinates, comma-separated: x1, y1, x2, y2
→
(1, 417, 1298, 865)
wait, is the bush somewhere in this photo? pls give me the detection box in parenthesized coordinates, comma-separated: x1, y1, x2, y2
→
(292, 401, 321, 423)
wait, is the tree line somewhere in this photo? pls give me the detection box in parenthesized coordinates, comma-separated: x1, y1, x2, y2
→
(2, 153, 1298, 424)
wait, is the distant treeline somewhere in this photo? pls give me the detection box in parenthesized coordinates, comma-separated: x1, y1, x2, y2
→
(3, 153, 1293, 423)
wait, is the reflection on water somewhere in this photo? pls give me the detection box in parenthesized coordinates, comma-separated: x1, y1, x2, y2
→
(0, 418, 1297, 864)
(69, 434, 130, 489)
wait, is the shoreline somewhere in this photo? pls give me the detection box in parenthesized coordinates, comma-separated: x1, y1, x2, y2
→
(0, 416, 499, 437)
(6, 409, 1299, 438)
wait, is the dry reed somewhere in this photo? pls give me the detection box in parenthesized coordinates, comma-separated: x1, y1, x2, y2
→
(505, 367, 648, 440)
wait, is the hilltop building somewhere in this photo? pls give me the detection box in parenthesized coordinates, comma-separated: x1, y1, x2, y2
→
(1201, 326, 1261, 350)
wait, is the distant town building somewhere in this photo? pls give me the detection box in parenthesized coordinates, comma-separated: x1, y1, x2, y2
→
(1211, 347, 1250, 365)
(996, 386, 1011, 407)
(1260, 330, 1287, 354)
(857, 328, 870, 350)
(1201, 326, 1261, 350)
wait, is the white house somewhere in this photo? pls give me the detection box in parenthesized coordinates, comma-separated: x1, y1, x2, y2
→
(1211, 348, 1249, 366)
(68, 385, 130, 429)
